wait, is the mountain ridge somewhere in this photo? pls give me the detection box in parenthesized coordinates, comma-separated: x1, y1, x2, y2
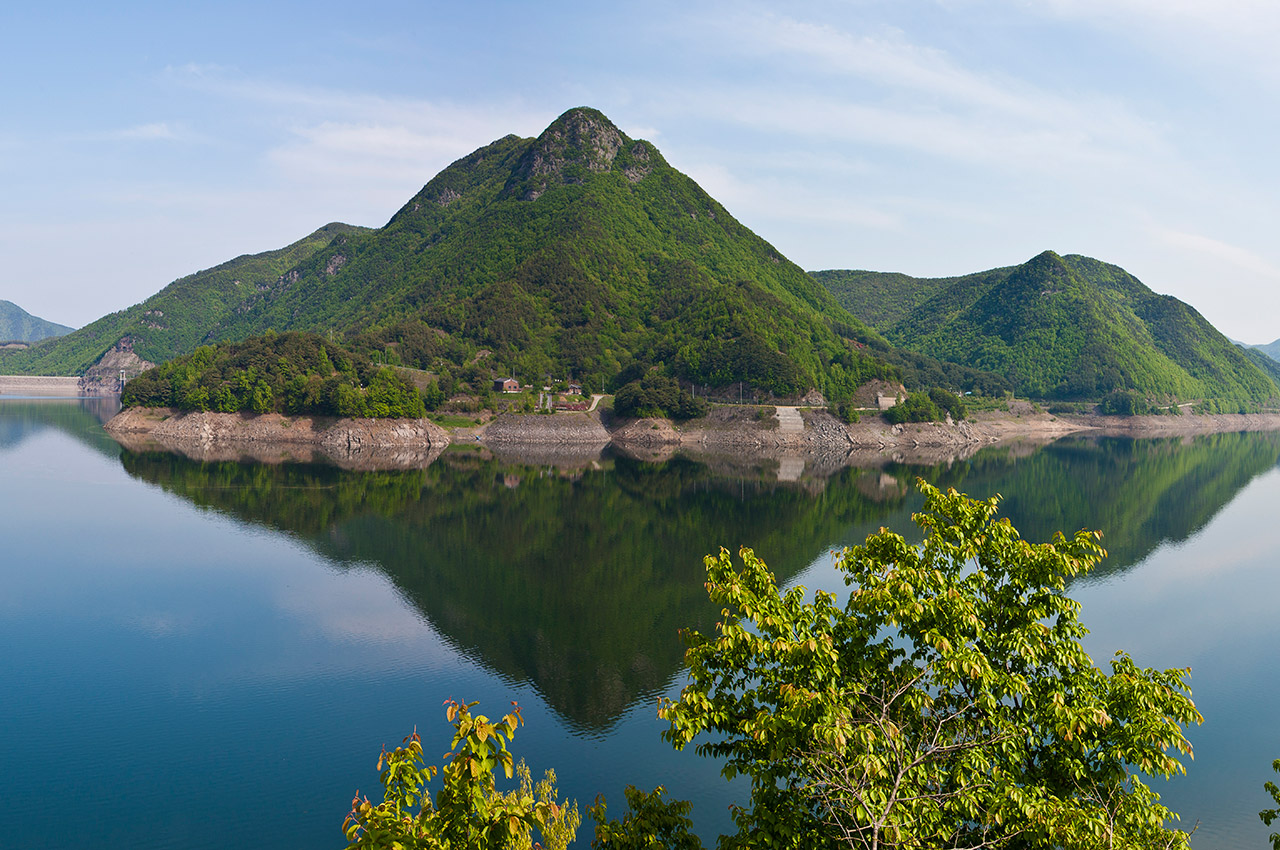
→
(0, 223, 369, 377)
(9, 106, 1012, 403)
(0, 300, 74, 343)
(814, 252, 1277, 405)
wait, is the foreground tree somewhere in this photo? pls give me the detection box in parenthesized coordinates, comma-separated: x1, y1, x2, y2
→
(343, 699, 579, 850)
(1262, 759, 1280, 850)
(660, 481, 1202, 849)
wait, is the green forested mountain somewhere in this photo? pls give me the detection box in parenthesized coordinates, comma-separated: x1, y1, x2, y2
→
(815, 251, 1278, 404)
(0, 300, 73, 343)
(4, 107, 1006, 401)
(1239, 345, 1280, 386)
(202, 107, 904, 400)
(0, 223, 367, 376)
(809, 268, 977, 331)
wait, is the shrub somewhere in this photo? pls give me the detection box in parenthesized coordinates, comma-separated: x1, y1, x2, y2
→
(883, 391, 941, 424)
(614, 372, 707, 421)
(1099, 389, 1151, 416)
(928, 387, 966, 420)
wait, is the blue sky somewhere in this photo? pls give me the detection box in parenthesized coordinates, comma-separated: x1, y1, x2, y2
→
(5, 0, 1280, 341)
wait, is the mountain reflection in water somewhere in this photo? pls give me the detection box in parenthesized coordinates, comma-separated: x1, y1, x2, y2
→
(118, 429, 1280, 728)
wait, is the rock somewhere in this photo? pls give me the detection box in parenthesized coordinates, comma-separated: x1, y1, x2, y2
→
(104, 408, 450, 466)
(79, 337, 154, 395)
(481, 412, 610, 445)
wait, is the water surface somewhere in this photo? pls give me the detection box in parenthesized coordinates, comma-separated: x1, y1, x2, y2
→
(2, 398, 1277, 848)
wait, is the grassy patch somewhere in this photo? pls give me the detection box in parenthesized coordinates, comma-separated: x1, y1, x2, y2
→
(430, 413, 483, 428)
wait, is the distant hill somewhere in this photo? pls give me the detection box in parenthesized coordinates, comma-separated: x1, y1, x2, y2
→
(1240, 338, 1280, 363)
(0, 300, 73, 343)
(4, 107, 1005, 402)
(815, 252, 1278, 404)
(0, 223, 367, 378)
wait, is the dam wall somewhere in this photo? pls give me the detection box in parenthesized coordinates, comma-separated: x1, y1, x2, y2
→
(0, 376, 87, 396)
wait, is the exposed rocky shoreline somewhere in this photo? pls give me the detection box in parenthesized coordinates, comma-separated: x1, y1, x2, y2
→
(105, 407, 450, 469)
(103, 402, 1280, 473)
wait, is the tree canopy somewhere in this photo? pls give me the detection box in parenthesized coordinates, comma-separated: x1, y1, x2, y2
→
(120, 331, 428, 419)
(659, 481, 1201, 849)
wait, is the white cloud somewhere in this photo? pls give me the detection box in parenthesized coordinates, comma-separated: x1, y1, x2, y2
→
(269, 121, 494, 185)
(1150, 226, 1280, 282)
(110, 121, 181, 141)
(682, 160, 901, 230)
(626, 124, 663, 140)
(682, 11, 1175, 182)
(1035, 0, 1280, 34)
(998, 0, 1280, 81)
(164, 64, 557, 190)
(78, 121, 201, 143)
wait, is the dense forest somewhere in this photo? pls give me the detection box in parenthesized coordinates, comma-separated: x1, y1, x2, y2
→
(816, 251, 1280, 406)
(119, 332, 428, 418)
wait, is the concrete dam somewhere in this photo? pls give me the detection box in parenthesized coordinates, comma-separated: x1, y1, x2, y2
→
(0, 376, 87, 396)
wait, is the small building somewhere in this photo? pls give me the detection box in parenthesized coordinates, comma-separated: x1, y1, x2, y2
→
(567, 382, 583, 395)
(494, 377, 520, 393)
(877, 394, 900, 411)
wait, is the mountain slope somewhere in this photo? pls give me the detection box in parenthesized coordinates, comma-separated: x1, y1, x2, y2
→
(0, 223, 366, 376)
(0, 300, 73, 343)
(1239, 345, 1280, 386)
(203, 108, 901, 400)
(5, 107, 1005, 401)
(818, 251, 1277, 403)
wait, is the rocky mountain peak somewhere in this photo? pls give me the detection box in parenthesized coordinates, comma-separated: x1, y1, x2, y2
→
(504, 107, 636, 200)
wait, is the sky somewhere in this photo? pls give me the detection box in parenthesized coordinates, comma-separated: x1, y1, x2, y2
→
(4, 0, 1280, 342)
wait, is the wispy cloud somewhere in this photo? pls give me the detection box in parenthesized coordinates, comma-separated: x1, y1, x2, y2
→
(683, 160, 901, 230)
(109, 121, 182, 141)
(1037, 0, 1280, 35)
(165, 64, 555, 187)
(269, 121, 502, 185)
(1006, 0, 1280, 81)
(74, 121, 204, 144)
(1151, 226, 1280, 281)
(701, 11, 1173, 176)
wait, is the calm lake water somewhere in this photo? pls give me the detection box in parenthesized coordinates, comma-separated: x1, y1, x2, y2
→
(2, 397, 1278, 849)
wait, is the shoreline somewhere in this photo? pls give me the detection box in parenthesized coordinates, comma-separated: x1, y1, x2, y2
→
(102, 402, 1280, 472)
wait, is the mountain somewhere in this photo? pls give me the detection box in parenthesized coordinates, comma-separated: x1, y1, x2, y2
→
(0, 224, 367, 378)
(201, 106, 902, 400)
(1240, 338, 1280, 363)
(814, 252, 1279, 404)
(4, 107, 1005, 402)
(0, 300, 73, 343)
(1238, 345, 1280, 386)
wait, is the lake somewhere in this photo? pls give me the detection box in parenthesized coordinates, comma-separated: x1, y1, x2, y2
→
(2, 397, 1278, 848)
